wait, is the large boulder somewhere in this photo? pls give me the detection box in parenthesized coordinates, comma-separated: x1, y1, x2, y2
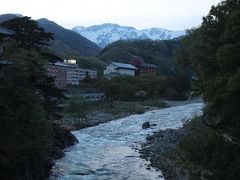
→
(53, 126, 79, 150)
(142, 121, 150, 129)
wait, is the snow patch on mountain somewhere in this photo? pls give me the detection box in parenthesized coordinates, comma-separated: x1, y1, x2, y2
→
(72, 23, 185, 48)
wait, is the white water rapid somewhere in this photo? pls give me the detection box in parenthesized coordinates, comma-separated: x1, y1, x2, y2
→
(50, 102, 203, 180)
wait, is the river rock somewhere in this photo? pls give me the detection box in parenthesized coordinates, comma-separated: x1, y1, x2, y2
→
(142, 122, 150, 129)
(53, 126, 79, 149)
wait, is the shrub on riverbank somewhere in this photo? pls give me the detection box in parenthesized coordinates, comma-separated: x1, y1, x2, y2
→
(140, 117, 240, 180)
(134, 106, 145, 114)
(95, 75, 190, 101)
(180, 118, 240, 180)
(141, 99, 166, 107)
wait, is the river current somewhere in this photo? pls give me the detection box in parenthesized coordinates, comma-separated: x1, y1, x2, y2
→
(50, 102, 203, 180)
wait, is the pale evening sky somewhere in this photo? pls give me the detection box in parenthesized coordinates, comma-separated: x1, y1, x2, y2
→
(0, 0, 222, 30)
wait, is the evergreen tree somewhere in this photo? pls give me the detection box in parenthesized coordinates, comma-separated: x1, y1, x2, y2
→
(1, 16, 53, 50)
(0, 17, 64, 179)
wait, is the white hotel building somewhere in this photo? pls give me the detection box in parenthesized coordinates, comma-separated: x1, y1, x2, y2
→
(104, 62, 137, 79)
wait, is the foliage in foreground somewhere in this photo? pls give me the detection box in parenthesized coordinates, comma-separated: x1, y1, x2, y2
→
(175, 0, 240, 179)
(180, 118, 240, 180)
(178, 0, 240, 138)
(0, 17, 64, 179)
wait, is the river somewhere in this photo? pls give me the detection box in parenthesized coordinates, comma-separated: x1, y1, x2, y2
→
(49, 102, 203, 180)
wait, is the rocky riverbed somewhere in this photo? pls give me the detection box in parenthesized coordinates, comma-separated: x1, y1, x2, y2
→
(49, 101, 203, 179)
(140, 126, 190, 179)
(139, 97, 204, 179)
(83, 97, 203, 129)
(61, 103, 163, 130)
(139, 118, 211, 180)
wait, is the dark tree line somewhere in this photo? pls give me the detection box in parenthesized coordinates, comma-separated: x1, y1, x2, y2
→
(95, 74, 190, 101)
(177, 0, 240, 179)
(0, 17, 64, 179)
(178, 0, 240, 139)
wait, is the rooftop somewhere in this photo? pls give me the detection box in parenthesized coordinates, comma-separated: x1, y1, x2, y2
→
(141, 63, 159, 68)
(0, 26, 14, 35)
(49, 61, 78, 68)
(0, 57, 12, 65)
(111, 62, 137, 70)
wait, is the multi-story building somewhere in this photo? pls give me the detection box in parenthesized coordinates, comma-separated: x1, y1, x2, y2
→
(67, 88, 105, 101)
(78, 68, 97, 81)
(64, 59, 77, 64)
(104, 62, 137, 79)
(47, 60, 98, 88)
(80, 89, 105, 101)
(130, 57, 159, 76)
(78, 68, 87, 81)
(65, 64, 81, 85)
(47, 62, 68, 89)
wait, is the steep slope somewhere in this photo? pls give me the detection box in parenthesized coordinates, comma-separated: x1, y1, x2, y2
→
(99, 39, 183, 76)
(73, 23, 185, 48)
(0, 14, 101, 57)
(0, 14, 23, 22)
(37, 18, 101, 57)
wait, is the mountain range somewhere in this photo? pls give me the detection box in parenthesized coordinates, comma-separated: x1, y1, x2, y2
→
(0, 14, 101, 57)
(73, 23, 185, 48)
(37, 18, 101, 57)
(0, 14, 186, 57)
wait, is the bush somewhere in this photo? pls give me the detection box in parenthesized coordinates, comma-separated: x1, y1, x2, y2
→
(180, 118, 240, 180)
(134, 106, 145, 114)
(141, 99, 166, 107)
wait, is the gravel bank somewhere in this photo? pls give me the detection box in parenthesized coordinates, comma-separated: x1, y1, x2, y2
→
(139, 98, 204, 180)
(140, 126, 190, 180)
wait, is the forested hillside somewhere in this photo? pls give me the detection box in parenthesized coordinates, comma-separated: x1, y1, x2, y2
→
(0, 14, 101, 57)
(37, 18, 101, 57)
(99, 39, 184, 76)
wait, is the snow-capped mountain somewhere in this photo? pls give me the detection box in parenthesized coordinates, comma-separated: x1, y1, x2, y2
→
(72, 23, 185, 48)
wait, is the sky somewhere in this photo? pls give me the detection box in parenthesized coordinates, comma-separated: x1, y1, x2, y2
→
(0, 0, 222, 30)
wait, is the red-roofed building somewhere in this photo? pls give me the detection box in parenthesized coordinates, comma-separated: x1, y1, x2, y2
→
(130, 56, 159, 76)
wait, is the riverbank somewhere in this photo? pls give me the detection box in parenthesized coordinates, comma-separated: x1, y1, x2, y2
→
(44, 125, 79, 179)
(140, 123, 192, 179)
(139, 98, 205, 180)
(140, 117, 210, 180)
(49, 101, 203, 179)
(49, 97, 203, 179)
(60, 99, 167, 130)
(141, 115, 240, 180)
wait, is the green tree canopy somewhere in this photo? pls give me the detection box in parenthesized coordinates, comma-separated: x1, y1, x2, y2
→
(178, 0, 240, 138)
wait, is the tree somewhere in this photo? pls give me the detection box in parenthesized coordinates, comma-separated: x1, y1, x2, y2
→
(0, 17, 64, 179)
(66, 97, 89, 125)
(178, 0, 240, 138)
(0, 16, 53, 50)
